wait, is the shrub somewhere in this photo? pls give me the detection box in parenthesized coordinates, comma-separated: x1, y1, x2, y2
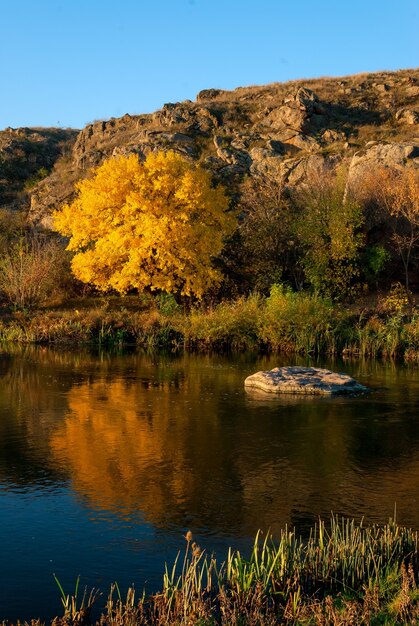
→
(0, 233, 72, 309)
(155, 292, 181, 316)
(379, 282, 411, 315)
(231, 171, 297, 292)
(178, 294, 263, 351)
(260, 284, 337, 353)
(0, 208, 26, 253)
(355, 167, 419, 294)
(360, 244, 391, 287)
(23, 166, 49, 191)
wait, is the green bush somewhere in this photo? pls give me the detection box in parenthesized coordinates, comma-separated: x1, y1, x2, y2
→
(178, 293, 263, 350)
(360, 244, 391, 287)
(23, 166, 49, 191)
(293, 167, 365, 298)
(260, 284, 337, 353)
(155, 292, 181, 316)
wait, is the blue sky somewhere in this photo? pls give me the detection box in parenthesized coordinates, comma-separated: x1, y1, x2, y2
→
(0, 0, 417, 130)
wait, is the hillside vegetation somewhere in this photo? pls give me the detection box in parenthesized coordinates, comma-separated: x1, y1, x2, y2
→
(0, 68, 417, 224)
(0, 69, 418, 355)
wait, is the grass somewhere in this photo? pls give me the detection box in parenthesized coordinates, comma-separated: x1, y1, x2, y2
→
(4, 516, 419, 625)
(1, 285, 419, 360)
(0, 305, 179, 348)
(177, 294, 262, 351)
(53, 574, 99, 624)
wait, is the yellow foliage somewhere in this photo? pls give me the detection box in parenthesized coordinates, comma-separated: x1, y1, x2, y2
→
(380, 282, 410, 314)
(381, 168, 419, 224)
(53, 151, 234, 298)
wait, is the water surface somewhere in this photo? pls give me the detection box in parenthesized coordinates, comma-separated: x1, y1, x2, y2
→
(1, 347, 419, 619)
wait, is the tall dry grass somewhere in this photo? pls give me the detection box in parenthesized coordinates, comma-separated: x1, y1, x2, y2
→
(0, 285, 419, 360)
(4, 516, 419, 625)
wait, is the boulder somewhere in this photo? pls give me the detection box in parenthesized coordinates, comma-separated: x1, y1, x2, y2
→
(153, 102, 193, 127)
(286, 154, 337, 187)
(373, 83, 390, 93)
(244, 366, 367, 396)
(406, 86, 419, 97)
(395, 108, 419, 125)
(262, 87, 323, 134)
(295, 87, 324, 114)
(213, 135, 251, 171)
(265, 105, 307, 132)
(196, 88, 225, 101)
(348, 142, 419, 183)
(287, 133, 321, 151)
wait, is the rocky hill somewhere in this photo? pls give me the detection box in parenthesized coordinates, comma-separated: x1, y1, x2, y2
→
(0, 127, 78, 211)
(1, 68, 418, 227)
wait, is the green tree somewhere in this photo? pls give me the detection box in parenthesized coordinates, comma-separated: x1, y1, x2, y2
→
(294, 167, 364, 298)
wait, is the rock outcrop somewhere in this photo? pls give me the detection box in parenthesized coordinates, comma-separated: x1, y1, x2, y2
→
(244, 366, 368, 396)
(0, 68, 417, 226)
(348, 141, 419, 182)
(395, 108, 419, 125)
(0, 127, 77, 210)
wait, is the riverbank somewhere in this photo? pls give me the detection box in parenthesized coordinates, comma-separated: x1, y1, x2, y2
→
(3, 516, 419, 626)
(0, 288, 418, 360)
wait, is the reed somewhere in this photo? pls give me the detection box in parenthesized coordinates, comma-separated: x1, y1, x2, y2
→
(53, 574, 99, 625)
(4, 517, 419, 625)
(344, 314, 405, 359)
(0, 308, 178, 348)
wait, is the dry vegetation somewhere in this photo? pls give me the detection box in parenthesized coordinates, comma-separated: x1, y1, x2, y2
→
(0, 160, 417, 360)
(3, 517, 419, 626)
(0, 70, 418, 356)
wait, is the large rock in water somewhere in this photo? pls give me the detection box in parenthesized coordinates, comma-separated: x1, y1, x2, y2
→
(244, 366, 367, 396)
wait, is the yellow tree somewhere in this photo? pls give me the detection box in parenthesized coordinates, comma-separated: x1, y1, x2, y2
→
(53, 151, 234, 298)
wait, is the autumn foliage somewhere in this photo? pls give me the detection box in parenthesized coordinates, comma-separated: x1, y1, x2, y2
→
(357, 167, 419, 292)
(53, 151, 234, 298)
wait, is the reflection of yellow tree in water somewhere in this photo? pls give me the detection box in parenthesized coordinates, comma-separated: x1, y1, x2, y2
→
(43, 353, 419, 534)
(50, 377, 202, 521)
(5, 345, 419, 534)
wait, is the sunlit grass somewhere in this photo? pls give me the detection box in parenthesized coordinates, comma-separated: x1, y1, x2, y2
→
(6, 516, 419, 625)
(0, 290, 419, 361)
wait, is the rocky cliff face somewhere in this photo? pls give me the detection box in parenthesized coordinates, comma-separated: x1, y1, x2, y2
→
(1, 69, 418, 226)
(0, 127, 78, 211)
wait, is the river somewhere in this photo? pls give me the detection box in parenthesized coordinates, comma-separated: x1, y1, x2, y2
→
(0, 346, 418, 620)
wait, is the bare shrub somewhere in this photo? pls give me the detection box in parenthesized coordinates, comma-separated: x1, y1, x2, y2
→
(0, 232, 73, 309)
(354, 167, 419, 294)
(0, 208, 26, 252)
(220, 170, 300, 295)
